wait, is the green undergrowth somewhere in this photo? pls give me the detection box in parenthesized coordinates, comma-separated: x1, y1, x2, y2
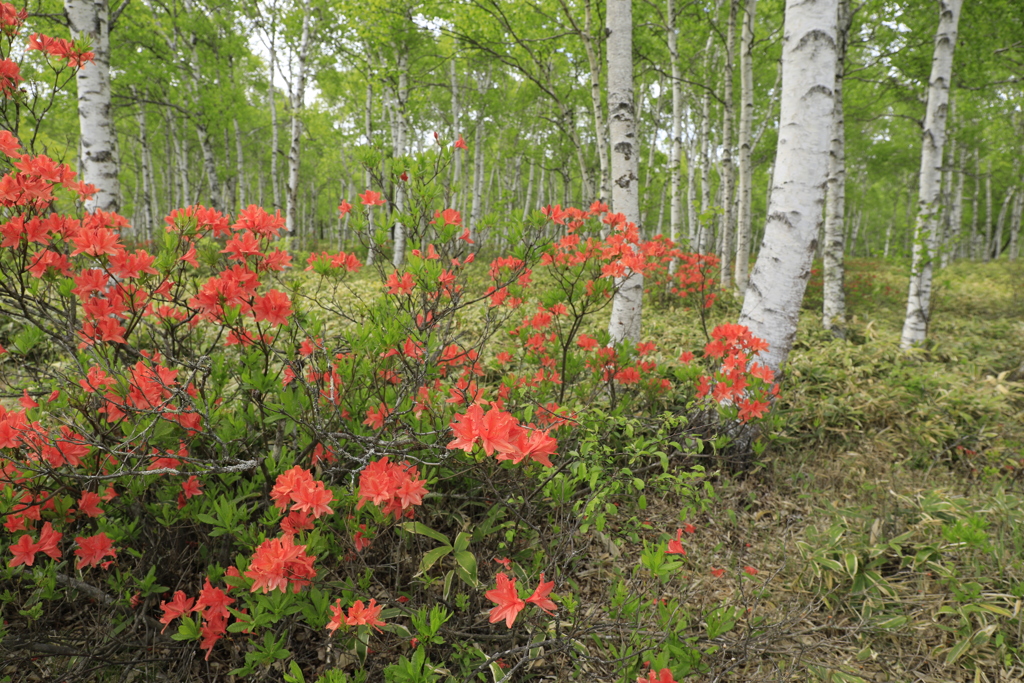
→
(651, 257, 1024, 681)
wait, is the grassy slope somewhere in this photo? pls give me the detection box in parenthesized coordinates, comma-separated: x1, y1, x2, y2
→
(643, 258, 1024, 682)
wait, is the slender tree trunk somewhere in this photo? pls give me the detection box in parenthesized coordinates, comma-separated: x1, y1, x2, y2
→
(606, 0, 643, 344)
(139, 115, 153, 233)
(234, 118, 246, 209)
(698, 42, 716, 253)
(719, 0, 738, 290)
(656, 179, 667, 235)
(947, 147, 966, 263)
(738, 0, 838, 375)
(177, 0, 223, 213)
(641, 102, 659, 232)
(287, 0, 313, 236)
(66, 0, 119, 214)
(469, 115, 486, 241)
(583, 0, 610, 202)
(822, 0, 852, 335)
(993, 187, 1016, 259)
(900, 0, 963, 348)
(938, 99, 956, 266)
(970, 149, 980, 258)
(667, 0, 683, 271)
(170, 114, 189, 205)
(450, 58, 462, 207)
(851, 211, 862, 256)
(522, 159, 535, 220)
(1009, 190, 1022, 261)
(537, 165, 546, 210)
(364, 81, 375, 266)
(734, 0, 757, 294)
(392, 50, 410, 266)
(903, 175, 915, 255)
(686, 140, 698, 247)
(269, 35, 281, 212)
(131, 86, 156, 235)
(983, 163, 993, 261)
(166, 111, 178, 209)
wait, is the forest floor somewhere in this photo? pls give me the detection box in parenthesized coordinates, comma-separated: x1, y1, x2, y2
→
(653, 258, 1024, 682)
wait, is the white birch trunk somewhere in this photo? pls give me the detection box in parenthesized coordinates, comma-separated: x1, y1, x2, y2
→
(450, 59, 462, 207)
(1009, 190, 1022, 261)
(949, 149, 965, 260)
(169, 114, 189, 205)
(606, 0, 643, 344)
(900, 0, 963, 348)
(641, 101, 659, 232)
(668, 0, 683, 270)
(698, 48, 714, 253)
(392, 50, 409, 267)
(970, 150, 980, 258)
(234, 118, 246, 209)
(66, 0, 120, 215)
(686, 139, 698, 247)
(822, 0, 851, 335)
(993, 187, 1016, 259)
(133, 90, 154, 234)
(469, 116, 485, 240)
(734, 0, 757, 294)
(719, 0, 738, 290)
(286, 0, 312, 236)
(178, 0, 223, 212)
(364, 82, 375, 266)
(269, 37, 281, 212)
(584, 0, 611, 202)
(983, 163, 993, 261)
(737, 0, 838, 375)
(522, 159, 534, 221)
(942, 145, 965, 266)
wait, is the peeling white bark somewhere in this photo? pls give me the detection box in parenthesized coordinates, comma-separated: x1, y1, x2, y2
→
(900, 0, 963, 349)
(450, 59, 462, 209)
(738, 0, 838, 375)
(719, 0, 738, 290)
(391, 50, 409, 266)
(286, 0, 312, 237)
(668, 0, 683, 266)
(234, 118, 245, 209)
(698, 39, 716, 253)
(1009, 189, 1022, 261)
(269, 31, 281, 212)
(822, 0, 852, 335)
(606, 0, 643, 344)
(734, 0, 757, 294)
(992, 186, 1016, 259)
(583, 0, 610, 203)
(66, 0, 120, 214)
(134, 91, 155, 234)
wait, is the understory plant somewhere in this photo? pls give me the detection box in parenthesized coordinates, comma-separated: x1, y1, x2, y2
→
(0, 11, 777, 681)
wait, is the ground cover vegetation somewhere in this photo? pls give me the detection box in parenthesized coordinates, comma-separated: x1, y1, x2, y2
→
(0, 0, 1023, 681)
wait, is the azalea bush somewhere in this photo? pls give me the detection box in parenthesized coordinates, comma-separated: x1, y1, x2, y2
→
(0, 12, 778, 682)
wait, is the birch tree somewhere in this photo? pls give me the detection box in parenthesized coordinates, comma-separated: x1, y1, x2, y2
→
(286, 0, 313, 237)
(737, 0, 838, 375)
(822, 0, 852, 336)
(733, 0, 757, 293)
(900, 0, 963, 349)
(389, 49, 410, 266)
(719, 0, 738, 290)
(666, 0, 683, 274)
(580, 0, 610, 203)
(606, 0, 643, 344)
(66, 0, 120, 214)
